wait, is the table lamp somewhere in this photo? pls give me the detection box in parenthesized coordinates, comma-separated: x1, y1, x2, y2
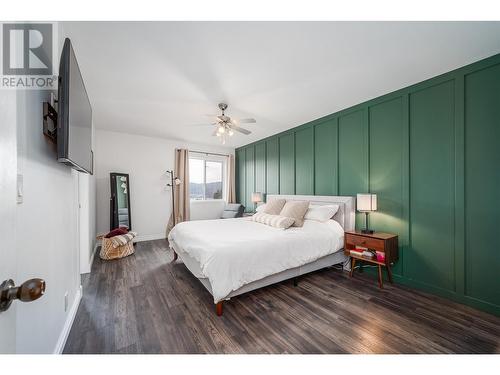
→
(356, 193, 377, 234)
(251, 192, 263, 212)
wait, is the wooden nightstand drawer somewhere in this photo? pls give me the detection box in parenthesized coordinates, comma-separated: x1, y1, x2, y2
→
(346, 233, 385, 251)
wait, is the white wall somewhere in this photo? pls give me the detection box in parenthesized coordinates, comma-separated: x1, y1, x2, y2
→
(78, 115, 97, 274)
(12, 22, 86, 353)
(94, 130, 233, 240)
(78, 172, 97, 274)
(15, 89, 81, 353)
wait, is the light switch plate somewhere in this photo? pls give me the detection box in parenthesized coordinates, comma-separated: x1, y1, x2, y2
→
(17, 173, 23, 204)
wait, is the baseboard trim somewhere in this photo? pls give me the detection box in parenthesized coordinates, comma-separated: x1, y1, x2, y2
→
(88, 242, 98, 271)
(80, 242, 98, 274)
(53, 285, 82, 354)
(134, 233, 166, 242)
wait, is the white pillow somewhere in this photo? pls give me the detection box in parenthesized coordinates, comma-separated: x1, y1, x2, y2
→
(304, 204, 340, 222)
(255, 203, 266, 213)
(251, 212, 295, 229)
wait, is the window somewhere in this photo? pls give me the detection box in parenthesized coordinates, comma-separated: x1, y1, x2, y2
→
(189, 153, 226, 200)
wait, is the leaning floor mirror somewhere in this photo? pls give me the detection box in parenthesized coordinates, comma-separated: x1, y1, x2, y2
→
(110, 172, 132, 231)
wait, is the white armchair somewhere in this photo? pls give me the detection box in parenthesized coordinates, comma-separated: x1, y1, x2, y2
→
(190, 200, 226, 220)
(190, 200, 245, 220)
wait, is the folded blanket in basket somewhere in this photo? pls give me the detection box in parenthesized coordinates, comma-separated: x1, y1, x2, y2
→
(110, 231, 137, 248)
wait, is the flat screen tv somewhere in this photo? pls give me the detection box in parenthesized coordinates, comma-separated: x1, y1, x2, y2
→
(57, 38, 93, 174)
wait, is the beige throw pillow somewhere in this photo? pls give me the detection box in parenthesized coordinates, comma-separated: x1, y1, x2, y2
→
(263, 199, 286, 215)
(279, 200, 310, 227)
(252, 213, 295, 229)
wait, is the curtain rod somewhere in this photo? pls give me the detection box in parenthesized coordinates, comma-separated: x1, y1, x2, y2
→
(188, 150, 231, 158)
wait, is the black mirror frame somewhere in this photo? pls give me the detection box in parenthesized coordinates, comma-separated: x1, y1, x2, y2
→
(110, 172, 132, 231)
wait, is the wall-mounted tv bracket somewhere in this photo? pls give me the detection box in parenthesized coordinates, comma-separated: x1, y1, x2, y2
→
(42, 93, 58, 143)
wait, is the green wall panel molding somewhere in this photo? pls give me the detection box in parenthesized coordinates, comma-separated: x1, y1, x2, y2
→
(338, 109, 368, 228)
(338, 109, 368, 196)
(409, 80, 456, 291)
(279, 133, 295, 194)
(368, 97, 405, 277)
(255, 142, 266, 195)
(234, 53, 500, 316)
(464, 63, 500, 306)
(314, 119, 338, 196)
(236, 148, 246, 207)
(266, 138, 279, 195)
(295, 127, 314, 195)
(245, 146, 255, 213)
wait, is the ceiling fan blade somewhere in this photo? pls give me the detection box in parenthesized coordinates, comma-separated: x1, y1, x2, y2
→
(238, 118, 256, 124)
(187, 122, 217, 127)
(231, 126, 251, 135)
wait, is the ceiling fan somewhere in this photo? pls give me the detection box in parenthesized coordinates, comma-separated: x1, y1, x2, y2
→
(206, 103, 256, 144)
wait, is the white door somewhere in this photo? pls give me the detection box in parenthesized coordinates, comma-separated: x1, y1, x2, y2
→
(0, 90, 18, 353)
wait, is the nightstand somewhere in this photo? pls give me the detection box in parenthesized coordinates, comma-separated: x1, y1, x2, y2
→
(344, 231, 398, 288)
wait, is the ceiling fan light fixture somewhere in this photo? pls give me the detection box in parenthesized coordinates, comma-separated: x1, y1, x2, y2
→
(205, 103, 256, 143)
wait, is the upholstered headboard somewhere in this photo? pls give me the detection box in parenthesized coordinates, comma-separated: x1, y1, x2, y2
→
(266, 195, 355, 231)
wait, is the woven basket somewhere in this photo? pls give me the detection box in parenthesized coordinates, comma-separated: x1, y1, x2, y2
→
(97, 235, 135, 260)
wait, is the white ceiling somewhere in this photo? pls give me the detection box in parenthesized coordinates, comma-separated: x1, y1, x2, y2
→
(61, 21, 500, 148)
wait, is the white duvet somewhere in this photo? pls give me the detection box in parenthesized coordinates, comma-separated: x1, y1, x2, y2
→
(168, 217, 344, 302)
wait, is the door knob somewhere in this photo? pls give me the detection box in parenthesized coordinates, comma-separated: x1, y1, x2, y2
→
(0, 278, 46, 312)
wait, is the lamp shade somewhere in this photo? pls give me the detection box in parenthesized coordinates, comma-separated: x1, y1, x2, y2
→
(251, 192, 263, 203)
(357, 193, 377, 212)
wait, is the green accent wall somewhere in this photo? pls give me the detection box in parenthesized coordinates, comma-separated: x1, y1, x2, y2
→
(266, 138, 279, 195)
(255, 142, 266, 195)
(279, 133, 295, 195)
(236, 148, 246, 208)
(314, 119, 338, 195)
(235, 53, 500, 316)
(464, 63, 500, 308)
(295, 127, 314, 195)
(409, 81, 456, 291)
(245, 146, 255, 212)
(369, 97, 406, 277)
(338, 110, 369, 228)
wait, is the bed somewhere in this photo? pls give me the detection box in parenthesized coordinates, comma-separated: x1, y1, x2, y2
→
(168, 195, 355, 316)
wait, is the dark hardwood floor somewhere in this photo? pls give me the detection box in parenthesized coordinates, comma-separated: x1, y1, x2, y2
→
(64, 239, 500, 354)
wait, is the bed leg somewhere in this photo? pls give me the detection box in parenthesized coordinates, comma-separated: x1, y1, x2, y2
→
(216, 302, 224, 316)
(172, 250, 178, 262)
(293, 277, 298, 287)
